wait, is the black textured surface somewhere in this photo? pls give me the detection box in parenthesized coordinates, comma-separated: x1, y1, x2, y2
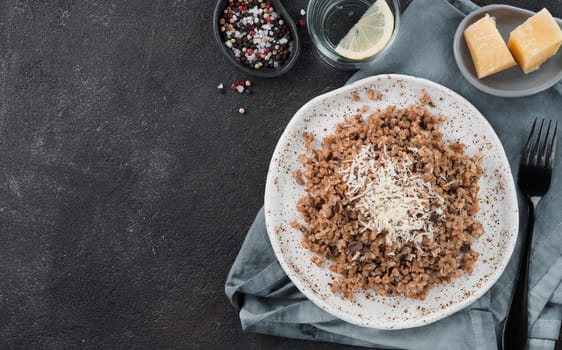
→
(0, 0, 560, 349)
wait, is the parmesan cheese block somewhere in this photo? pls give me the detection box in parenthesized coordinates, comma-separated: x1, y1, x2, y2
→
(508, 8, 562, 74)
(464, 14, 516, 79)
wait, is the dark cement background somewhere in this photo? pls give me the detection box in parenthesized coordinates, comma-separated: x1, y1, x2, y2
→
(0, 0, 561, 349)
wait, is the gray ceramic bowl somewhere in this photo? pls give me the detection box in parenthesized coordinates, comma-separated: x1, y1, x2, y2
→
(453, 5, 562, 98)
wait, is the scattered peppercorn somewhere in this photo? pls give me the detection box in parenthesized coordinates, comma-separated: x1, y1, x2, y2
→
(245, 80, 252, 87)
(239, 107, 246, 114)
(219, 0, 292, 70)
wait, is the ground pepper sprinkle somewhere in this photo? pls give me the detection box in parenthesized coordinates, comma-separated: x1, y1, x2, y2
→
(219, 0, 292, 70)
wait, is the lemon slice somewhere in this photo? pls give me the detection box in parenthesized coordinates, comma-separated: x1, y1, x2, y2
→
(334, 0, 394, 60)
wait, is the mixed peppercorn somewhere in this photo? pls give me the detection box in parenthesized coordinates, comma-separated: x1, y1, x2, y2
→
(219, 0, 292, 70)
(217, 79, 254, 114)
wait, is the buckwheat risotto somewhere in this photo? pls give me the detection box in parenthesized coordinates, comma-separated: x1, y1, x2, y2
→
(291, 98, 484, 300)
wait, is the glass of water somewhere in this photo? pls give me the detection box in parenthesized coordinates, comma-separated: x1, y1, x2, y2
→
(307, 0, 401, 70)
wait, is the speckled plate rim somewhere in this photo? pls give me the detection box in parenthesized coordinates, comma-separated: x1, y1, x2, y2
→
(453, 4, 562, 98)
(264, 74, 519, 330)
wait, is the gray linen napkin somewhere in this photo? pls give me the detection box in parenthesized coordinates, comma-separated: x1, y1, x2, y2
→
(225, 0, 562, 348)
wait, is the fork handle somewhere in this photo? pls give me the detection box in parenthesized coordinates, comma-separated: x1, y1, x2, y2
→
(501, 197, 535, 350)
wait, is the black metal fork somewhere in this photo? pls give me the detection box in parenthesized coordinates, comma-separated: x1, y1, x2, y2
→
(501, 118, 558, 350)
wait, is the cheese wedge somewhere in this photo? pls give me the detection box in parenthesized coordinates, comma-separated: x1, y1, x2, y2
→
(464, 14, 517, 79)
(508, 9, 562, 74)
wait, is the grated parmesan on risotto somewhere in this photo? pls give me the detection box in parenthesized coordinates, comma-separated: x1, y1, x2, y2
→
(342, 145, 445, 246)
(291, 96, 484, 300)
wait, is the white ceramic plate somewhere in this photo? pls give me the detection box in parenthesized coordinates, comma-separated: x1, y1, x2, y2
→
(264, 74, 519, 329)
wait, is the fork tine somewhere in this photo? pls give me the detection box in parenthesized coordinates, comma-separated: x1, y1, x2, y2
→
(539, 120, 553, 167)
(524, 118, 537, 164)
(531, 119, 545, 166)
(547, 120, 558, 169)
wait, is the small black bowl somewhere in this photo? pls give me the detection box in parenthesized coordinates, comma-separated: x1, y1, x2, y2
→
(213, 0, 301, 78)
